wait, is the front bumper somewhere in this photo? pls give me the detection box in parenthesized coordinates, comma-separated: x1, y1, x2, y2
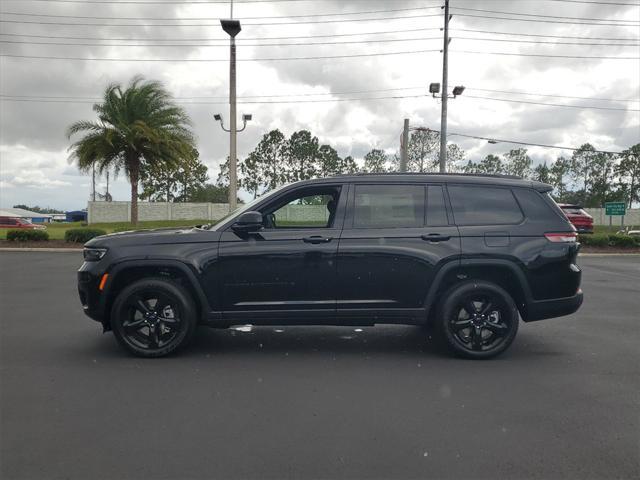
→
(77, 265, 106, 324)
(523, 290, 583, 322)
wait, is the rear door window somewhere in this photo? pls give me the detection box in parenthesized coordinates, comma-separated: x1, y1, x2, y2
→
(448, 185, 523, 226)
(353, 184, 425, 228)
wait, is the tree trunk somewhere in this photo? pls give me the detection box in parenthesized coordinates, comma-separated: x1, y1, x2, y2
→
(129, 159, 140, 225)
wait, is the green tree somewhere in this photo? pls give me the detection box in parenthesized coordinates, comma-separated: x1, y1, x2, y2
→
(550, 156, 571, 200)
(408, 129, 439, 172)
(363, 149, 388, 173)
(616, 144, 640, 208)
(247, 129, 287, 190)
(570, 144, 599, 205)
(140, 149, 207, 202)
(477, 154, 504, 175)
(286, 130, 319, 182)
(67, 76, 195, 224)
(317, 144, 342, 177)
(533, 162, 551, 184)
(503, 148, 532, 178)
(190, 183, 230, 203)
(446, 143, 466, 172)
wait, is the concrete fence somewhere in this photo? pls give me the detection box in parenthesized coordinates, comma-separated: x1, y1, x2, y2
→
(584, 208, 639, 227)
(87, 201, 330, 224)
(88, 201, 230, 224)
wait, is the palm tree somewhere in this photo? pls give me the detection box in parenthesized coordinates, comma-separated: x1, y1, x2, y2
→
(67, 76, 196, 224)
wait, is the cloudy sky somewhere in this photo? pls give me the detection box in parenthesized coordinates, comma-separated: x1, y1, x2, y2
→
(0, 0, 638, 210)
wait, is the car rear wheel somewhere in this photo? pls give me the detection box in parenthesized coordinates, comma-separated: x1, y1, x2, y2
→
(111, 278, 197, 357)
(436, 280, 519, 359)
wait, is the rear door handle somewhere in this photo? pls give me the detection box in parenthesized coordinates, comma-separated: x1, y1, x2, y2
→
(302, 235, 333, 244)
(421, 233, 451, 242)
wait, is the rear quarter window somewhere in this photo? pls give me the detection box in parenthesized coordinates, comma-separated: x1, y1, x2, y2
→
(513, 188, 565, 222)
(448, 185, 523, 226)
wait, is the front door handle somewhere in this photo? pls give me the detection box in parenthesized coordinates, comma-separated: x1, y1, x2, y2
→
(302, 235, 333, 244)
(421, 233, 451, 242)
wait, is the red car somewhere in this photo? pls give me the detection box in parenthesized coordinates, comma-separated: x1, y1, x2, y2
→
(558, 204, 593, 234)
(0, 216, 47, 230)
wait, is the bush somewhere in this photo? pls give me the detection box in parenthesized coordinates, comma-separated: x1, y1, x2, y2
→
(64, 228, 107, 243)
(6, 229, 49, 242)
(607, 234, 638, 248)
(579, 233, 608, 247)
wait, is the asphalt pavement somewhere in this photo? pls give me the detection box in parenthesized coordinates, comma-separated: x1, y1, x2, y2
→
(0, 252, 638, 480)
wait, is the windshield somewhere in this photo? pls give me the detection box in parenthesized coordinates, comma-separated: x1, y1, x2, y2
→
(205, 183, 292, 231)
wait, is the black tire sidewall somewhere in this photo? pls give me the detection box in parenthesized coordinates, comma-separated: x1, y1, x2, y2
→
(111, 278, 197, 357)
(437, 280, 519, 359)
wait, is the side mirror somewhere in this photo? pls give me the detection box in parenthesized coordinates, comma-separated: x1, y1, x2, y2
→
(232, 211, 263, 233)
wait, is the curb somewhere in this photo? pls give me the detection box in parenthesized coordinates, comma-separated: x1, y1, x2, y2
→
(0, 248, 83, 252)
(579, 253, 640, 256)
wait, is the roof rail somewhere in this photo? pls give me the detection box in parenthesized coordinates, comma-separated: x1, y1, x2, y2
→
(333, 172, 522, 180)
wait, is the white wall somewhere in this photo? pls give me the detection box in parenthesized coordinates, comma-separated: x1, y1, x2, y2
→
(584, 208, 639, 226)
(88, 201, 230, 224)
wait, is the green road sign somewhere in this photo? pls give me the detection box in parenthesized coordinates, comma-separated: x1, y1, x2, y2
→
(605, 202, 626, 216)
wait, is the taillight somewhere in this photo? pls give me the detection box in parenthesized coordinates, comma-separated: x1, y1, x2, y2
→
(545, 232, 578, 243)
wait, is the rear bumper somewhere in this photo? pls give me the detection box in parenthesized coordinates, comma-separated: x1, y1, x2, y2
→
(523, 290, 583, 322)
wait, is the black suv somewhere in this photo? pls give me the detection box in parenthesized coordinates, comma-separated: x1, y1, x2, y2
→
(78, 174, 583, 359)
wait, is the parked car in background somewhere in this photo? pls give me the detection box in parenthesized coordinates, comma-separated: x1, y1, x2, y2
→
(0, 216, 47, 230)
(558, 204, 593, 233)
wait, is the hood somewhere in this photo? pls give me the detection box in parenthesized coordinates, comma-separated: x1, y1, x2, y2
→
(85, 226, 222, 248)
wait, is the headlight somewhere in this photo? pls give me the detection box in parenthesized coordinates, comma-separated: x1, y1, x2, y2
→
(83, 247, 107, 261)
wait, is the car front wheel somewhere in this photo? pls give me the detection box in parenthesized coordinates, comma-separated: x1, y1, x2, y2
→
(437, 280, 519, 359)
(110, 278, 197, 357)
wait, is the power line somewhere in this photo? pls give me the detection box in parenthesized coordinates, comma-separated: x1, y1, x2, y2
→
(2, 36, 638, 48)
(0, 27, 443, 42)
(462, 94, 639, 111)
(3, 0, 638, 5)
(464, 87, 639, 103)
(452, 28, 639, 41)
(2, 89, 638, 111)
(0, 36, 447, 47)
(4, 0, 639, 5)
(454, 50, 639, 60)
(0, 5, 442, 21)
(416, 128, 624, 155)
(3, 49, 637, 62)
(0, 48, 442, 62)
(0, 93, 429, 105)
(450, 6, 640, 24)
(0, 12, 444, 27)
(455, 13, 640, 27)
(1, 28, 635, 43)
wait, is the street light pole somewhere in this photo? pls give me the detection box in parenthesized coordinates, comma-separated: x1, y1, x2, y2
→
(220, 18, 242, 211)
(400, 118, 409, 172)
(439, 0, 450, 173)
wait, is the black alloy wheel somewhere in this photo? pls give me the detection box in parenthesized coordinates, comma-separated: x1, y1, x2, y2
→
(111, 278, 197, 357)
(438, 281, 519, 359)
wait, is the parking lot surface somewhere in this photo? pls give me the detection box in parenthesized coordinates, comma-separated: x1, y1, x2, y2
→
(1, 252, 638, 480)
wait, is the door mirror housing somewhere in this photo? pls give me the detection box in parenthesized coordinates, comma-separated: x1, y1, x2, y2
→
(232, 211, 263, 233)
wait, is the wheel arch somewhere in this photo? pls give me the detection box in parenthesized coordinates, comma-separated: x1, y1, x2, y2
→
(425, 258, 533, 325)
(101, 259, 210, 329)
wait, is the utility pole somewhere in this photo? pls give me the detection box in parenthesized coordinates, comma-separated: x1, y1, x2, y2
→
(221, 0, 241, 211)
(400, 118, 409, 172)
(439, 0, 450, 173)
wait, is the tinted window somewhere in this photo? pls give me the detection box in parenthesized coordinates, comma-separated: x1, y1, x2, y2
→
(427, 185, 448, 226)
(449, 185, 523, 225)
(353, 185, 424, 228)
(513, 188, 560, 221)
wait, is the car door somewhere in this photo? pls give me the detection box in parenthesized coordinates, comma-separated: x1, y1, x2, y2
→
(336, 183, 460, 322)
(217, 183, 347, 323)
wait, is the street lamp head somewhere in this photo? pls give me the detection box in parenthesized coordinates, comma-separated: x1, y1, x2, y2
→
(220, 19, 242, 38)
(429, 82, 441, 94)
(488, 140, 498, 144)
(452, 85, 465, 96)
(242, 114, 252, 122)
(213, 113, 222, 122)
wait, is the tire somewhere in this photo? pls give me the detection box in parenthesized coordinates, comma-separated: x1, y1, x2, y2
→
(435, 280, 519, 359)
(110, 278, 197, 358)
